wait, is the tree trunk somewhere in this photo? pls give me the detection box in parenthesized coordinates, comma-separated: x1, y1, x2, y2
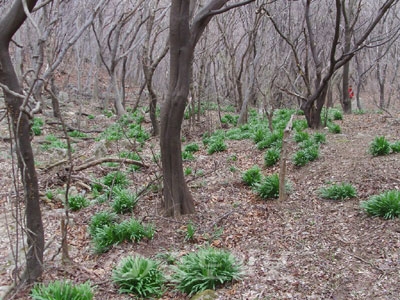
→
(0, 0, 44, 283)
(160, 0, 195, 217)
(302, 85, 328, 129)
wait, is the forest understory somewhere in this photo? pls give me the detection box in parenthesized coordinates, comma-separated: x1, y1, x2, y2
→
(0, 98, 399, 300)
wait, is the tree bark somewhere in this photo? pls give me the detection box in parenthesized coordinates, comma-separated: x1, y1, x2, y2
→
(0, 0, 44, 283)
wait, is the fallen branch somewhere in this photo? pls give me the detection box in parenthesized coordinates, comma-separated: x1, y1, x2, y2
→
(74, 157, 148, 172)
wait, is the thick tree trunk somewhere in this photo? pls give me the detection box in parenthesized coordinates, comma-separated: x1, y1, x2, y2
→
(0, 0, 44, 283)
(302, 86, 328, 129)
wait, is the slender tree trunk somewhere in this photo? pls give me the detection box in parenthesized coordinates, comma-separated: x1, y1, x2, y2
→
(160, 0, 195, 217)
(0, 0, 44, 283)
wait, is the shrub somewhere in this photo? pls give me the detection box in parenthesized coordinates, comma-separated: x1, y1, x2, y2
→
(113, 256, 164, 298)
(361, 190, 400, 219)
(319, 183, 357, 200)
(89, 211, 118, 236)
(111, 187, 138, 214)
(369, 136, 391, 156)
(328, 123, 341, 134)
(254, 173, 280, 199)
(264, 148, 280, 167)
(390, 141, 400, 153)
(103, 171, 129, 188)
(184, 143, 200, 153)
(242, 166, 262, 186)
(207, 139, 227, 154)
(31, 280, 93, 300)
(173, 247, 243, 295)
(68, 195, 89, 211)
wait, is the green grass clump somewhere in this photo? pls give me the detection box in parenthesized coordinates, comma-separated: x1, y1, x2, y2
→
(42, 134, 68, 151)
(292, 146, 319, 166)
(31, 280, 93, 300)
(328, 123, 341, 134)
(103, 171, 129, 188)
(221, 114, 238, 125)
(318, 183, 357, 200)
(68, 195, 89, 211)
(331, 109, 343, 120)
(92, 218, 154, 253)
(207, 139, 227, 154)
(31, 117, 44, 136)
(89, 211, 118, 236)
(68, 130, 87, 138)
(390, 141, 400, 153)
(184, 143, 200, 153)
(119, 151, 142, 171)
(313, 132, 326, 144)
(361, 190, 400, 219)
(369, 136, 391, 156)
(182, 151, 195, 161)
(111, 187, 138, 214)
(292, 119, 308, 132)
(298, 139, 316, 149)
(113, 255, 164, 298)
(264, 148, 280, 167)
(185, 221, 196, 241)
(293, 131, 309, 143)
(254, 173, 280, 199)
(173, 247, 243, 295)
(242, 166, 262, 186)
(256, 131, 283, 150)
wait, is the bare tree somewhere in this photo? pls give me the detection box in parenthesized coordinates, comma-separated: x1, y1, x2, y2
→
(160, 0, 255, 217)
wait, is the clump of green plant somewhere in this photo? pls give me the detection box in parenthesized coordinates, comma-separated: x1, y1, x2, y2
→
(207, 138, 227, 154)
(111, 187, 138, 214)
(318, 182, 357, 200)
(68, 195, 89, 211)
(87, 114, 95, 120)
(173, 247, 243, 295)
(292, 146, 319, 166)
(256, 131, 283, 150)
(184, 143, 200, 153)
(293, 131, 309, 143)
(292, 119, 308, 132)
(254, 173, 280, 199)
(298, 139, 316, 150)
(328, 123, 341, 134)
(184, 167, 193, 176)
(31, 117, 44, 136)
(182, 151, 195, 161)
(361, 190, 400, 219)
(353, 109, 365, 115)
(41, 134, 68, 151)
(264, 148, 280, 167)
(89, 211, 118, 236)
(313, 132, 326, 144)
(31, 280, 93, 300)
(242, 166, 262, 186)
(92, 218, 154, 253)
(369, 136, 391, 156)
(221, 114, 238, 125)
(45, 190, 54, 200)
(113, 255, 164, 298)
(68, 130, 87, 138)
(119, 151, 142, 171)
(331, 109, 343, 120)
(185, 221, 196, 241)
(103, 171, 129, 188)
(390, 141, 400, 153)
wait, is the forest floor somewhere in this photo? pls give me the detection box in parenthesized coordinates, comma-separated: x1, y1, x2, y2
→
(0, 99, 399, 300)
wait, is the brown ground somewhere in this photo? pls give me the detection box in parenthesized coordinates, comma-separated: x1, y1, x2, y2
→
(0, 101, 399, 300)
